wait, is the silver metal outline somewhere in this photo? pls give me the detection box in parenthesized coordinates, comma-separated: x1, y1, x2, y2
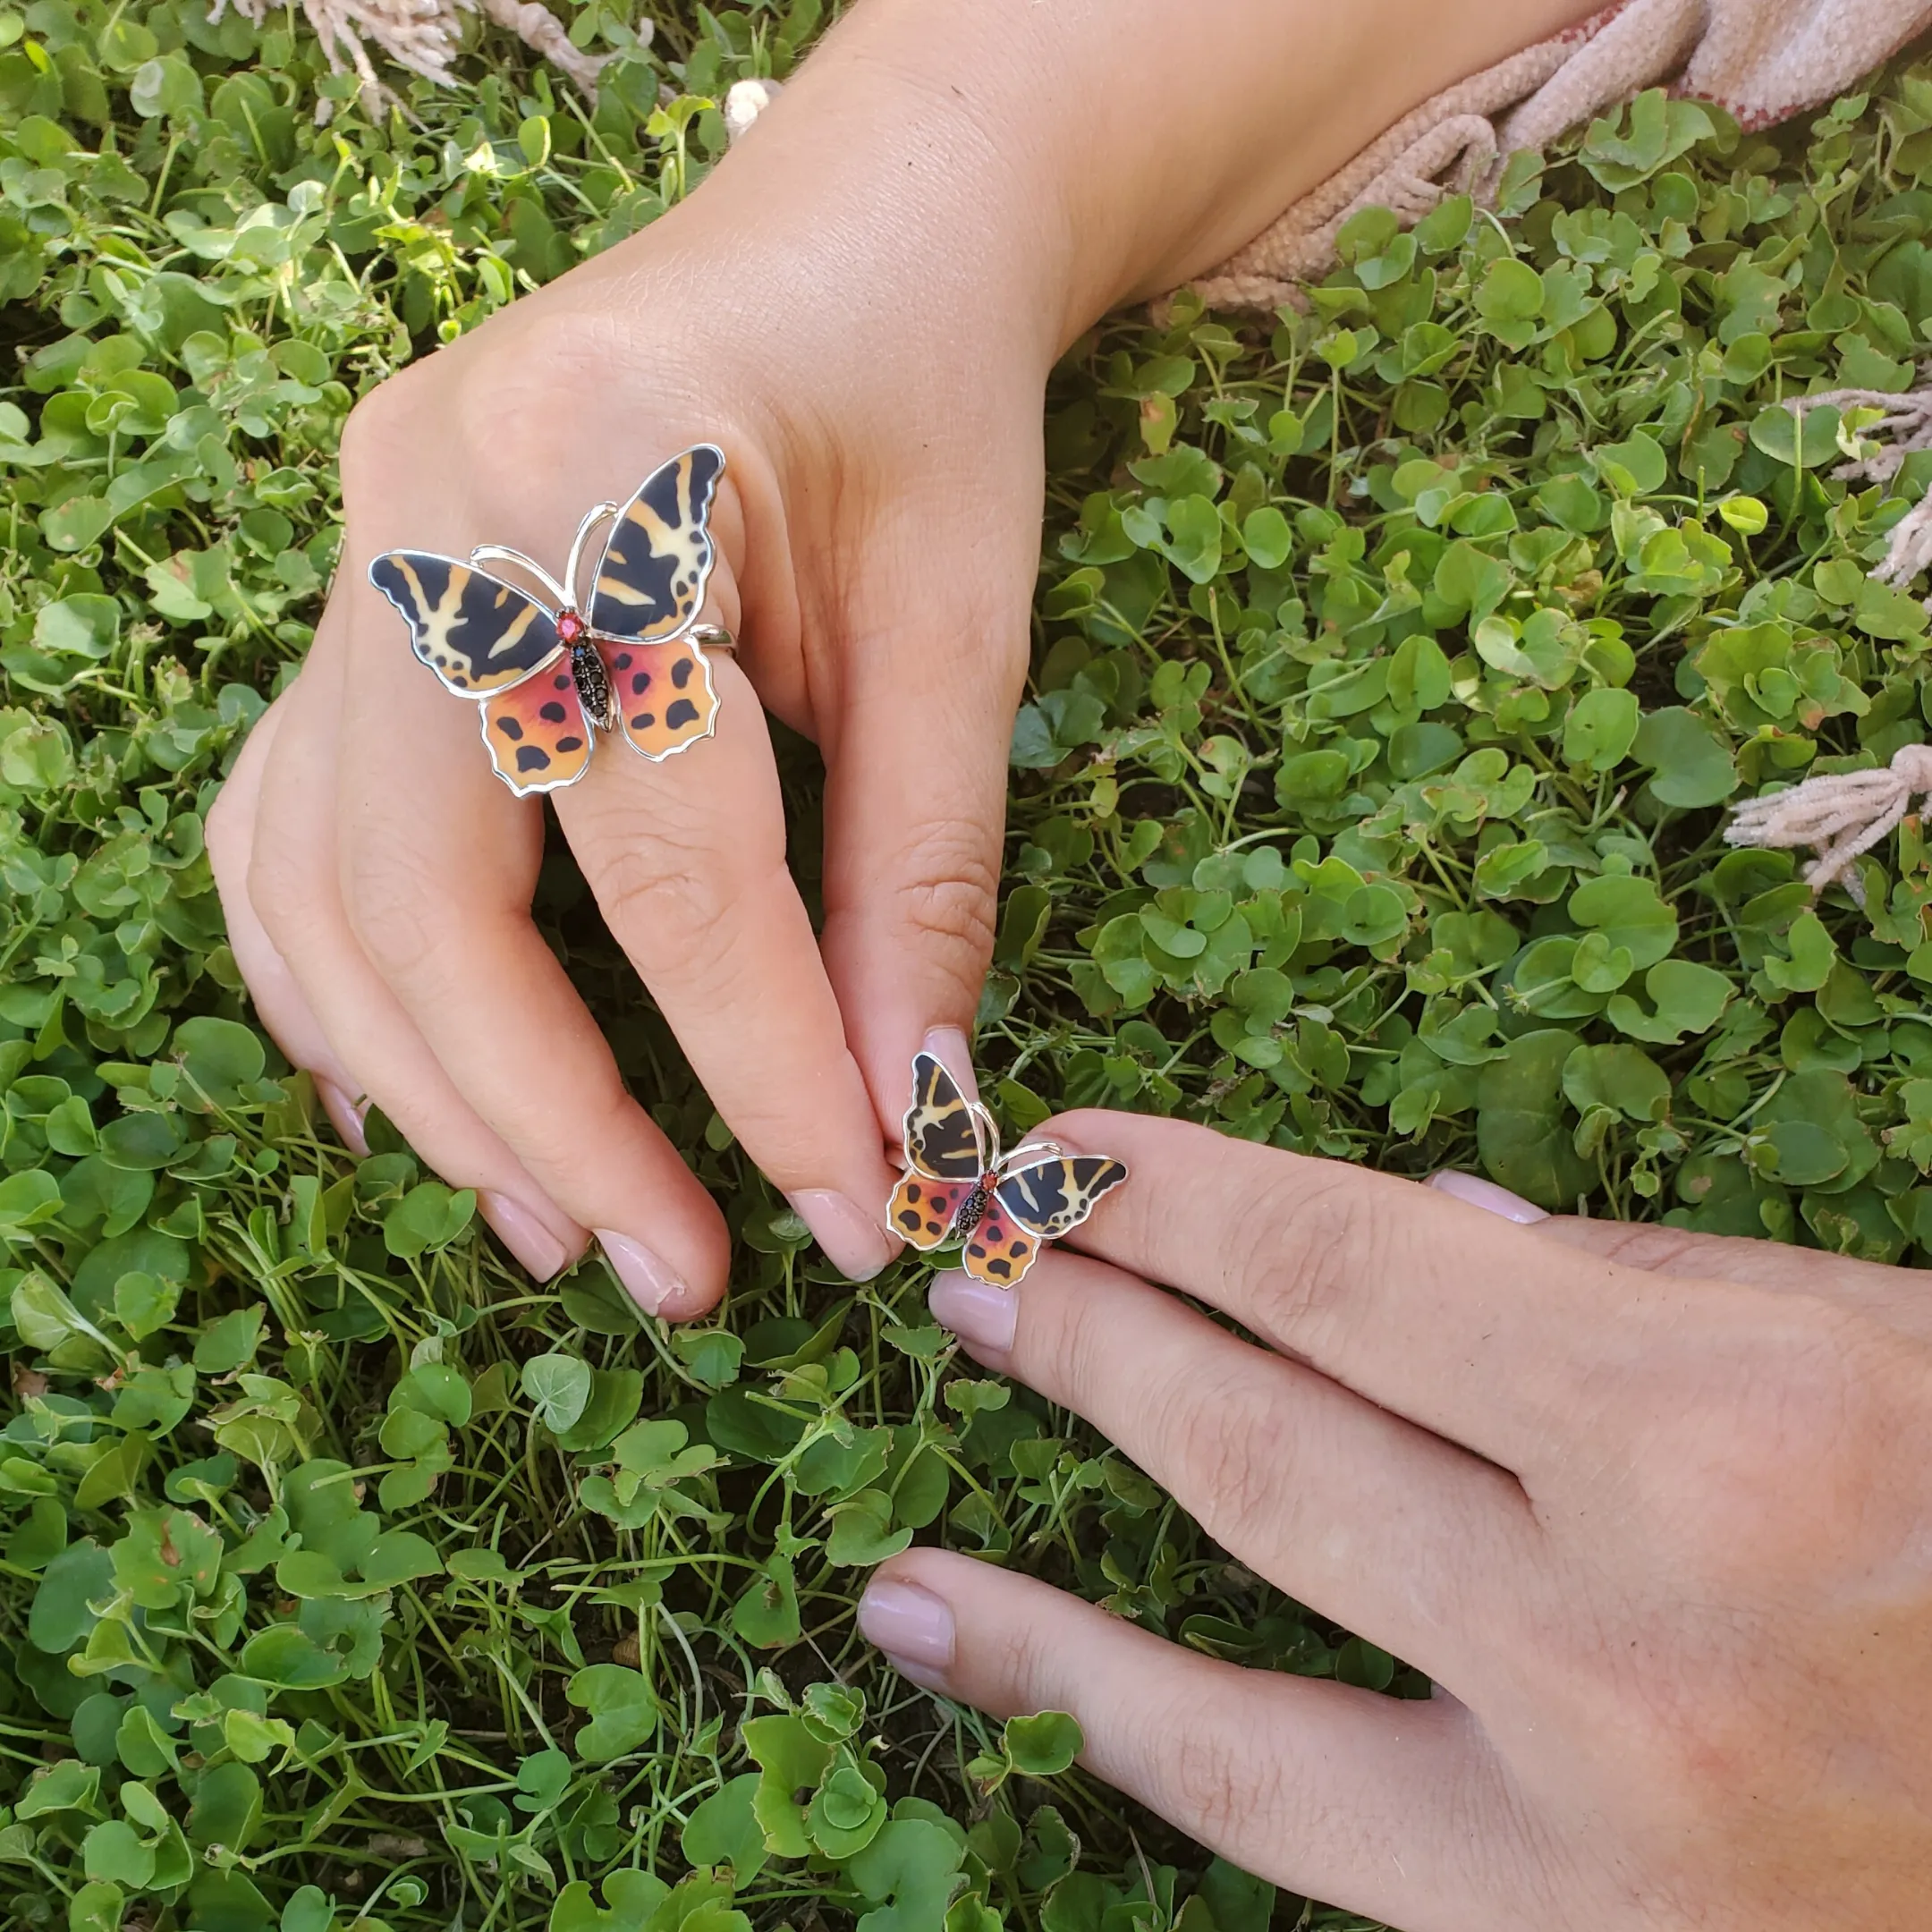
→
(564, 501, 622, 612)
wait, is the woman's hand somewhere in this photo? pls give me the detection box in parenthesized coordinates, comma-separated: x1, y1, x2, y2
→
(861, 1115, 1932, 1929)
(207, 0, 1599, 1309)
(206, 48, 1069, 1308)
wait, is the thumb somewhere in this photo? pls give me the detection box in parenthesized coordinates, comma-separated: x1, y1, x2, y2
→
(818, 589, 1027, 1126)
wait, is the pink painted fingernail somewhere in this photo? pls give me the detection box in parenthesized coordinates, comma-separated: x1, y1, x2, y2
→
(920, 1027, 979, 1102)
(1427, 1171, 1548, 1224)
(858, 1577, 955, 1674)
(595, 1229, 685, 1318)
(929, 1270, 1017, 1354)
(315, 1079, 369, 1157)
(479, 1191, 572, 1278)
(786, 1190, 899, 1281)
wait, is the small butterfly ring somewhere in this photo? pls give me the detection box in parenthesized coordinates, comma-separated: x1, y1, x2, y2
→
(369, 445, 736, 798)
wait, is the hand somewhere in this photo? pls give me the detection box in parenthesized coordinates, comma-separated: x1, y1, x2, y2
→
(860, 1114, 1932, 1929)
(205, 59, 1066, 1307)
(205, 0, 1601, 1308)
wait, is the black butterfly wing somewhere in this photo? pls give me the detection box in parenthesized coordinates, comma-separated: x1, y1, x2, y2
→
(900, 1050, 988, 1182)
(588, 445, 724, 644)
(369, 552, 563, 696)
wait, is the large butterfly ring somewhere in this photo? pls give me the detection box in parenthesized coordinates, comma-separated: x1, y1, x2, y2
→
(367, 445, 731, 798)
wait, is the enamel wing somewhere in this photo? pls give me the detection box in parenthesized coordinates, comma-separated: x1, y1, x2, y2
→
(368, 444, 726, 798)
(887, 1051, 1129, 1289)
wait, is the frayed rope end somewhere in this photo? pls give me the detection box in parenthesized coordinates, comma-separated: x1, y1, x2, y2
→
(1724, 741, 1932, 907)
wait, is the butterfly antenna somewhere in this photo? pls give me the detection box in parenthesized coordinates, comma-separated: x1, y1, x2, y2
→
(564, 501, 622, 614)
(468, 544, 573, 613)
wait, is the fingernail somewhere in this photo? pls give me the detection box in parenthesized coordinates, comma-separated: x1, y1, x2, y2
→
(921, 1027, 979, 1102)
(1427, 1171, 1548, 1224)
(594, 1229, 685, 1318)
(786, 1190, 899, 1281)
(858, 1577, 955, 1674)
(929, 1269, 1017, 1353)
(315, 1078, 369, 1157)
(479, 1191, 572, 1277)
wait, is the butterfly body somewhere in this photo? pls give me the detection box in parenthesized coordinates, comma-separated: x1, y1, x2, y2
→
(888, 1052, 1129, 1289)
(369, 445, 728, 798)
(568, 633, 616, 730)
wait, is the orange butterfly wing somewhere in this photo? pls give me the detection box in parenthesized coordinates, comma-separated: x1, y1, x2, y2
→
(479, 660, 594, 797)
(599, 636, 720, 764)
(962, 1155, 1131, 1289)
(887, 1174, 977, 1250)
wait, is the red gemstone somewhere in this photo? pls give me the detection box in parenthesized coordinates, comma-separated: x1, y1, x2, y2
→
(557, 609, 583, 643)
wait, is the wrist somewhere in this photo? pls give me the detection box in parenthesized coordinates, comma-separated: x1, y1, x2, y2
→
(663, 0, 1603, 347)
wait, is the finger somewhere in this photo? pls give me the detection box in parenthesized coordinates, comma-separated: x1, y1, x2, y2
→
(1527, 1210, 1932, 1335)
(859, 1548, 1505, 1930)
(818, 544, 1033, 1119)
(208, 694, 369, 1155)
(928, 1253, 1534, 1680)
(549, 648, 904, 1281)
(322, 618, 737, 1318)
(1045, 1110, 1664, 1472)
(246, 648, 598, 1288)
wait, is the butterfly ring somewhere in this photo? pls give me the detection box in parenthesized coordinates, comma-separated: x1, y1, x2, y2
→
(369, 445, 732, 799)
(888, 1052, 1129, 1289)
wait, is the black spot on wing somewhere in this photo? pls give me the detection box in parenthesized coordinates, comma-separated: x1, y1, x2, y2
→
(665, 699, 699, 731)
(496, 716, 523, 741)
(515, 746, 551, 773)
(539, 700, 568, 724)
(631, 712, 655, 731)
(631, 672, 651, 694)
(555, 735, 584, 753)
(671, 656, 693, 689)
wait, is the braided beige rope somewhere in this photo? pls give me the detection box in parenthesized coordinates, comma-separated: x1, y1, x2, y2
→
(1726, 745, 1932, 902)
(1197, 0, 1932, 310)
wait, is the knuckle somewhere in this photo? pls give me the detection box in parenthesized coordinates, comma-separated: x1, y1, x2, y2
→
(1148, 1678, 1281, 1845)
(1230, 1165, 1387, 1355)
(1640, 1297, 1909, 1571)
(204, 782, 250, 886)
(883, 818, 1000, 955)
(590, 821, 747, 964)
(337, 382, 417, 501)
(341, 842, 460, 984)
(1169, 1373, 1298, 1555)
(246, 833, 319, 951)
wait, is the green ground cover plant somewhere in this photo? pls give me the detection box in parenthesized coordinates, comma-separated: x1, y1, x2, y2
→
(2, 3, 1931, 1928)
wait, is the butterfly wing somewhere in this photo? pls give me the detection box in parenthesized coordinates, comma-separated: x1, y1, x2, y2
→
(588, 445, 725, 644)
(886, 1174, 976, 1250)
(959, 1194, 1039, 1289)
(901, 1051, 988, 1182)
(369, 553, 563, 696)
(598, 635, 720, 763)
(996, 1154, 1131, 1239)
(479, 659, 594, 797)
